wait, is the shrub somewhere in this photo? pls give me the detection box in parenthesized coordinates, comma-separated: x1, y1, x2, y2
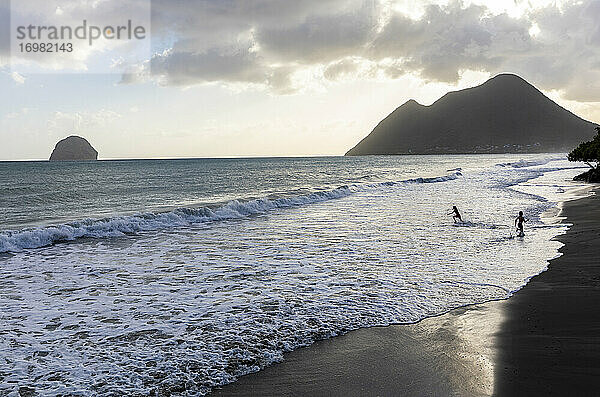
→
(568, 126, 600, 170)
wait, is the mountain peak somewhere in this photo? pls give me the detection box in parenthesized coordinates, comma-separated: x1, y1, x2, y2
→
(489, 73, 527, 82)
(401, 99, 424, 108)
(346, 75, 597, 155)
(482, 73, 535, 89)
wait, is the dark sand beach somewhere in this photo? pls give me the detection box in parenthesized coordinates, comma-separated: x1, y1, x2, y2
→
(213, 189, 600, 396)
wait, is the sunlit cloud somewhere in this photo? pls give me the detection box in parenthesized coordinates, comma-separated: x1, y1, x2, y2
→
(112, 0, 600, 102)
(8, 71, 25, 84)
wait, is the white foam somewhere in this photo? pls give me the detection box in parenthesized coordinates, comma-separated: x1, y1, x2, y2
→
(0, 172, 461, 253)
(496, 156, 564, 168)
(0, 157, 575, 396)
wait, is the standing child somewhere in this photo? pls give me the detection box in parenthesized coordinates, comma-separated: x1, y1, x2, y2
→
(449, 206, 463, 223)
(515, 211, 527, 236)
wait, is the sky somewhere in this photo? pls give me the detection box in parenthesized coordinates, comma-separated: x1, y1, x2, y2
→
(1, 0, 600, 160)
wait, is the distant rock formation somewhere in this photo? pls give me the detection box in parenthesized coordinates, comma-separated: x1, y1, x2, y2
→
(49, 136, 98, 161)
(346, 74, 598, 155)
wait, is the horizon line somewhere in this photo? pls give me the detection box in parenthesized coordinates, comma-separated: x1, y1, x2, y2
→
(0, 152, 570, 163)
(0, 154, 348, 162)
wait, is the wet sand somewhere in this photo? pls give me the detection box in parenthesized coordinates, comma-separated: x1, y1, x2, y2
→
(494, 189, 600, 396)
(212, 190, 600, 396)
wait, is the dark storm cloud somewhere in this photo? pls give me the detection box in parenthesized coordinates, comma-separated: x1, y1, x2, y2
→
(136, 0, 600, 100)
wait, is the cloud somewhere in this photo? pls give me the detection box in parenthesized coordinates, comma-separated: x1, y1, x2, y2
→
(0, 0, 9, 66)
(506, 0, 600, 101)
(9, 71, 25, 84)
(369, 2, 535, 82)
(324, 58, 363, 80)
(146, 0, 600, 100)
(4, 0, 151, 73)
(47, 109, 122, 134)
(255, 2, 379, 64)
(124, 0, 379, 92)
(4, 0, 596, 101)
(323, 57, 382, 80)
(149, 46, 268, 86)
(2, 107, 30, 121)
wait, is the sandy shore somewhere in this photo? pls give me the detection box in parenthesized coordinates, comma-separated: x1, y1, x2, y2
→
(494, 189, 600, 396)
(212, 189, 599, 396)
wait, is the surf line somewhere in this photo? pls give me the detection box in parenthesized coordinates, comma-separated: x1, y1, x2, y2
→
(438, 280, 512, 294)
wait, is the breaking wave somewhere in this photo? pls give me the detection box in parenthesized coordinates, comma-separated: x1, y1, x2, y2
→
(496, 156, 565, 168)
(0, 172, 461, 253)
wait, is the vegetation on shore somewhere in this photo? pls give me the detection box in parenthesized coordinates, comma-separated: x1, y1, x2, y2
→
(568, 127, 600, 182)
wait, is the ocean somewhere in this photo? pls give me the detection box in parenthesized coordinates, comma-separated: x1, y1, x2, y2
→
(0, 154, 589, 395)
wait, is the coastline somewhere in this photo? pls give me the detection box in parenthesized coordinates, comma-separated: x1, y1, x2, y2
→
(495, 187, 600, 395)
(212, 188, 599, 396)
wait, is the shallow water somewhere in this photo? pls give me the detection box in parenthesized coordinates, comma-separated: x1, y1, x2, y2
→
(0, 154, 589, 395)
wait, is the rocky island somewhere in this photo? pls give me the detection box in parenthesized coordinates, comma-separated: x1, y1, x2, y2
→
(346, 74, 598, 155)
(49, 136, 98, 161)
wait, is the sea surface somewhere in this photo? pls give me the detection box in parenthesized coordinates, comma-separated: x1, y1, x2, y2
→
(0, 155, 589, 395)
